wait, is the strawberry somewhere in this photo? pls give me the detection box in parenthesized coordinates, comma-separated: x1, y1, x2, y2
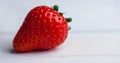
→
(13, 5, 72, 52)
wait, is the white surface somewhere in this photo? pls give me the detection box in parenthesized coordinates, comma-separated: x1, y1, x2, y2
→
(1, 31, 120, 63)
(1, 0, 120, 32)
(1, 0, 120, 63)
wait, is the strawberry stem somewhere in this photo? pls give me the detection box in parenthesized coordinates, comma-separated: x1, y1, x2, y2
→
(66, 17, 72, 22)
(53, 5, 59, 11)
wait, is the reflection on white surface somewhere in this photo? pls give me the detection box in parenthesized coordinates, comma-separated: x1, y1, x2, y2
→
(0, 31, 120, 63)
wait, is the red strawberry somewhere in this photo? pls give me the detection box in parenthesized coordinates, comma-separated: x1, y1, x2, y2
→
(13, 5, 72, 52)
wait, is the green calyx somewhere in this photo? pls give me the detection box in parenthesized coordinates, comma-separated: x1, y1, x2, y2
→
(59, 12, 64, 15)
(69, 26, 71, 30)
(53, 5, 72, 30)
(53, 5, 59, 11)
(66, 17, 72, 22)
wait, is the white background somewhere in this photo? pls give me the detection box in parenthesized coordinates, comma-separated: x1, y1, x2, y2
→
(1, 0, 120, 63)
(1, 0, 120, 32)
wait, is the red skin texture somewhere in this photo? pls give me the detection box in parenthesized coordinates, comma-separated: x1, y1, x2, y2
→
(13, 6, 68, 52)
